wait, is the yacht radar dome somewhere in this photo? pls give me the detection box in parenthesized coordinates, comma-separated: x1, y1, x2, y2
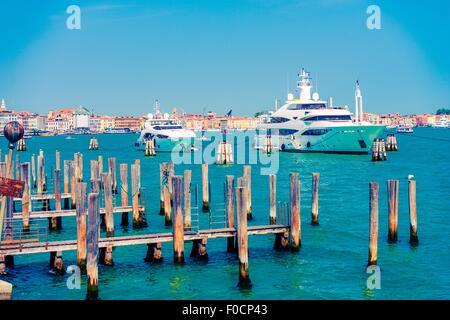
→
(147, 113, 154, 119)
(287, 93, 294, 101)
(312, 92, 320, 101)
(163, 113, 169, 119)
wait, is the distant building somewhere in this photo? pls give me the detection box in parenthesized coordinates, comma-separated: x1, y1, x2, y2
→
(73, 106, 91, 129)
(113, 116, 141, 130)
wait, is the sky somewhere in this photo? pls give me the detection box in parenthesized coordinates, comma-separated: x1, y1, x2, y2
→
(0, 0, 449, 116)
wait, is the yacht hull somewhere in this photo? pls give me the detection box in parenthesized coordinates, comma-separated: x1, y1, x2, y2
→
(137, 138, 195, 152)
(257, 125, 385, 155)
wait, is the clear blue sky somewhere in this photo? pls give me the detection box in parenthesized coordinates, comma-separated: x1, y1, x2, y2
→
(0, 0, 449, 116)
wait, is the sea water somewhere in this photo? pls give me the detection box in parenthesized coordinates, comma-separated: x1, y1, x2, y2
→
(3, 128, 449, 300)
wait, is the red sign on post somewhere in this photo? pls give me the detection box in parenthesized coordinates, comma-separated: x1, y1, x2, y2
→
(0, 177, 25, 198)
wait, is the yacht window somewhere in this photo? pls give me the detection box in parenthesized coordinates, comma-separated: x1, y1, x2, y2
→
(287, 103, 327, 110)
(278, 129, 299, 136)
(303, 115, 352, 121)
(302, 129, 330, 136)
(270, 117, 290, 123)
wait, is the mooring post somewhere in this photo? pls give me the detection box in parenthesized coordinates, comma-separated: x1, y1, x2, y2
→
(236, 186, 251, 288)
(120, 163, 129, 226)
(159, 163, 165, 214)
(290, 172, 301, 251)
(183, 170, 192, 230)
(98, 155, 103, 189)
(269, 174, 276, 225)
(191, 238, 208, 260)
(55, 150, 60, 171)
(20, 163, 30, 231)
(161, 163, 172, 225)
(131, 163, 145, 227)
(31, 154, 36, 189)
(387, 179, 399, 242)
(102, 173, 114, 237)
(202, 163, 209, 211)
(311, 172, 320, 225)
(69, 160, 76, 209)
(86, 192, 99, 300)
(368, 182, 379, 266)
(37, 152, 43, 194)
(172, 176, 185, 264)
(52, 169, 62, 230)
(408, 179, 419, 245)
(226, 175, 235, 252)
(63, 160, 70, 209)
(74, 152, 83, 182)
(49, 251, 64, 274)
(108, 157, 117, 194)
(89, 160, 100, 194)
(76, 182, 87, 270)
(134, 159, 141, 199)
(144, 242, 163, 263)
(243, 166, 252, 219)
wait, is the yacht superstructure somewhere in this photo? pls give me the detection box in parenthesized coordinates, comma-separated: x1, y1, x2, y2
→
(256, 69, 385, 154)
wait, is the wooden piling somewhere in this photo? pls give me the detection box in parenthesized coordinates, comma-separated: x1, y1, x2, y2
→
(50, 251, 64, 274)
(162, 164, 172, 225)
(120, 164, 129, 226)
(226, 175, 235, 252)
(144, 243, 163, 263)
(20, 163, 30, 231)
(269, 174, 276, 225)
(31, 154, 36, 189)
(201, 163, 209, 211)
(86, 192, 99, 300)
(159, 163, 165, 214)
(183, 170, 191, 230)
(108, 157, 117, 194)
(131, 163, 145, 227)
(290, 172, 301, 251)
(37, 152, 43, 194)
(191, 238, 208, 260)
(236, 186, 251, 288)
(311, 173, 320, 225)
(98, 156, 103, 188)
(172, 176, 184, 264)
(408, 179, 419, 245)
(51, 169, 62, 230)
(368, 182, 379, 266)
(55, 150, 60, 171)
(387, 179, 399, 242)
(102, 173, 114, 237)
(243, 166, 252, 219)
(70, 161, 76, 209)
(76, 182, 87, 269)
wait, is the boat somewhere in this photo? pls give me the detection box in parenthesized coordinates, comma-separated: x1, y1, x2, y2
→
(104, 128, 132, 134)
(396, 125, 414, 133)
(136, 114, 196, 152)
(432, 117, 449, 128)
(255, 69, 385, 154)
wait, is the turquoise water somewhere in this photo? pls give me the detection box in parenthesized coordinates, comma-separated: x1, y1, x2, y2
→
(2, 128, 450, 300)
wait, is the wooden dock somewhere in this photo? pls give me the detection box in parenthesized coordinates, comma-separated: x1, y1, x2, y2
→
(0, 225, 288, 256)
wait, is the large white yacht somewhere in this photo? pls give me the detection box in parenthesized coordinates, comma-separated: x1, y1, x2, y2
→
(256, 69, 385, 154)
(136, 113, 196, 152)
(432, 116, 449, 128)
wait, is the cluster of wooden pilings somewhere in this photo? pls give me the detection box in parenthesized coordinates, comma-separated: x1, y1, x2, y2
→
(215, 140, 233, 165)
(0, 149, 146, 275)
(371, 138, 387, 161)
(262, 134, 274, 154)
(16, 139, 26, 152)
(368, 178, 418, 266)
(88, 137, 99, 150)
(386, 134, 398, 151)
(144, 139, 156, 156)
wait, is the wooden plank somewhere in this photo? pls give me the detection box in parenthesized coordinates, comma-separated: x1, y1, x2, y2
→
(12, 205, 144, 219)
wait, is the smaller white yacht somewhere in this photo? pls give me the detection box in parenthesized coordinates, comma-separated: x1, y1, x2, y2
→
(136, 113, 196, 152)
(396, 125, 414, 133)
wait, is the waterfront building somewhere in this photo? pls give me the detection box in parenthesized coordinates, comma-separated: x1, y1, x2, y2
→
(73, 106, 91, 129)
(113, 116, 141, 131)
